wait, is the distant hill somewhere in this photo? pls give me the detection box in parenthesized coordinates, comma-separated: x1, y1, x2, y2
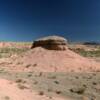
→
(83, 41, 100, 45)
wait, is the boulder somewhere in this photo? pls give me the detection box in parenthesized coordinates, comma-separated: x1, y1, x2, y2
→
(31, 36, 68, 50)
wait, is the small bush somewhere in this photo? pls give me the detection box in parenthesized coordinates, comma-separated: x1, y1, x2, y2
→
(38, 91, 44, 96)
(70, 87, 85, 95)
(55, 90, 62, 94)
(4, 96, 10, 100)
(25, 64, 31, 68)
(17, 84, 29, 90)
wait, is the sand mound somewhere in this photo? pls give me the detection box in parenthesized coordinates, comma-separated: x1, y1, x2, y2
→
(10, 46, 100, 72)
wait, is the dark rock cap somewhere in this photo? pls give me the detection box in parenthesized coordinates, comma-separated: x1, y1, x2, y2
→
(31, 35, 68, 50)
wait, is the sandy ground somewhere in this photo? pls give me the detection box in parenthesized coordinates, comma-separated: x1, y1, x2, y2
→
(0, 78, 69, 100)
(0, 71, 99, 100)
(0, 42, 99, 100)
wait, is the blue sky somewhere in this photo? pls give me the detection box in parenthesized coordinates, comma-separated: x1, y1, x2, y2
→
(0, 0, 100, 41)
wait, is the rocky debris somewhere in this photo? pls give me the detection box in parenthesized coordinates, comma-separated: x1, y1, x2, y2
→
(31, 36, 68, 50)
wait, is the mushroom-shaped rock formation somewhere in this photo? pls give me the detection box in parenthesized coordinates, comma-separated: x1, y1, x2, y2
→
(6, 35, 100, 72)
(31, 36, 68, 50)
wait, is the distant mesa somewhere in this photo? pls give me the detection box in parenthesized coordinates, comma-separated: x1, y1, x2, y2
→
(83, 41, 100, 45)
(31, 35, 68, 50)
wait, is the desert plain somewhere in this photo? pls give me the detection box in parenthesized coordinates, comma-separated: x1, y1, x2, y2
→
(0, 36, 100, 100)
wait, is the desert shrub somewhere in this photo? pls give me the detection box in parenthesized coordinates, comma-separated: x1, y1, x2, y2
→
(69, 87, 86, 95)
(47, 76, 57, 79)
(55, 90, 62, 94)
(54, 80, 59, 84)
(16, 79, 23, 83)
(33, 63, 37, 67)
(16, 79, 26, 84)
(4, 96, 10, 100)
(47, 88, 52, 92)
(25, 64, 31, 68)
(27, 73, 32, 77)
(38, 91, 44, 96)
(17, 84, 29, 90)
(33, 80, 38, 85)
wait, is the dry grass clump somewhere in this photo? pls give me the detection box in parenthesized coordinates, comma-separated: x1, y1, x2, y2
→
(69, 87, 86, 95)
(47, 76, 57, 79)
(3, 96, 10, 100)
(55, 90, 62, 94)
(17, 84, 29, 90)
(27, 73, 32, 77)
(54, 80, 59, 84)
(33, 81, 38, 85)
(32, 63, 37, 67)
(15, 79, 26, 84)
(25, 64, 31, 68)
(38, 91, 44, 96)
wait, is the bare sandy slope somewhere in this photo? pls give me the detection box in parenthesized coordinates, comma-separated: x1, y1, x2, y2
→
(5, 47, 99, 72)
(0, 78, 72, 100)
